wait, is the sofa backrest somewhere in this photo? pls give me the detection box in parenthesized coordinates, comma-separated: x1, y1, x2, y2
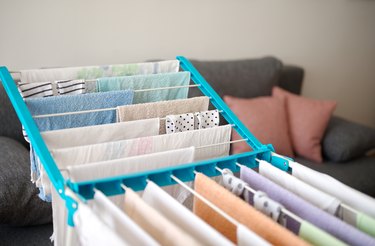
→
(189, 57, 304, 98)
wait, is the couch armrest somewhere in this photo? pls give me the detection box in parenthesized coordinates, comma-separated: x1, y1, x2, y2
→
(322, 116, 375, 162)
(278, 65, 304, 95)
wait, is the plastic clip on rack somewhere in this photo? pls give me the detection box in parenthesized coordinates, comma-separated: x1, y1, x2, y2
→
(0, 56, 291, 227)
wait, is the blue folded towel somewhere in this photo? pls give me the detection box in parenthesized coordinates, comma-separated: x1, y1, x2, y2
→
(26, 90, 134, 130)
(26, 90, 134, 201)
(96, 71, 190, 104)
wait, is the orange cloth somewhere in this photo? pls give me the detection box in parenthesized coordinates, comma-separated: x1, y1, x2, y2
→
(193, 173, 310, 246)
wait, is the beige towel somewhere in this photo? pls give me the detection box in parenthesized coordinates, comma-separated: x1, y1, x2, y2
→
(117, 96, 210, 133)
(124, 188, 202, 246)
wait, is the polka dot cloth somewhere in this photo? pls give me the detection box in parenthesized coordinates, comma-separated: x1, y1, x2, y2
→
(194, 110, 220, 129)
(253, 191, 284, 222)
(221, 168, 247, 196)
(166, 113, 195, 134)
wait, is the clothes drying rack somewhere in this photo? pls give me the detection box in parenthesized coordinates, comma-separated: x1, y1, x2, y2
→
(0, 56, 291, 227)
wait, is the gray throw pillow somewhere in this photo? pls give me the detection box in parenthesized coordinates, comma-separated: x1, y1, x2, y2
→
(322, 116, 375, 162)
(0, 137, 52, 226)
(189, 57, 283, 98)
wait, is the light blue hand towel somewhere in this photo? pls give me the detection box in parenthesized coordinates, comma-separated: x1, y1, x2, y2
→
(26, 90, 134, 201)
(96, 71, 190, 104)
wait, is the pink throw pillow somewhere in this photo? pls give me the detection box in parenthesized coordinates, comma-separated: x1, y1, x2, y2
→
(224, 95, 294, 157)
(272, 87, 336, 163)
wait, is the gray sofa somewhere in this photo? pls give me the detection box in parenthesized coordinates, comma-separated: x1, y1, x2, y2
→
(0, 57, 374, 245)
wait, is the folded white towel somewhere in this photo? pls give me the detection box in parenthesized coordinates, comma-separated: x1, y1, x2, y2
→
(68, 147, 195, 183)
(52, 125, 232, 166)
(40, 119, 160, 198)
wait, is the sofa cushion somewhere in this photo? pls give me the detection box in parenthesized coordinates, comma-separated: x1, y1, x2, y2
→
(0, 84, 27, 148)
(273, 87, 336, 163)
(0, 137, 52, 226)
(189, 57, 283, 99)
(323, 116, 375, 162)
(0, 223, 53, 246)
(224, 95, 294, 157)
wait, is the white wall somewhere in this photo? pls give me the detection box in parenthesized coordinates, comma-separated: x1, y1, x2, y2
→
(1, 0, 374, 127)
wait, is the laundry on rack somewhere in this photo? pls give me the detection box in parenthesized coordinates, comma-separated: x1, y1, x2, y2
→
(51, 124, 231, 166)
(51, 188, 69, 245)
(166, 113, 195, 133)
(290, 161, 375, 218)
(354, 211, 375, 237)
(90, 190, 160, 246)
(52, 148, 194, 246)
(259, 160, 375, 237)
(193, 173, 309, 246)
(123, 187, 203, 246)
(68, 147, 195, 205)
(298, 220, 348, 246)
(85, 80, 97, 93)
(237, 224, 272, 246)
(26, 90, 134, 201)
(67, 147, 194, 183)
(194, 109, 220, 129)
(259, 161, 341, 215)
(20, 60, 180, 83)
(18, 81, 57, 143)
(142, 181, 234, 246)
(18, 81, 56, 98)
(117, 96, 210, 134)
(97, 71, 191, 104)
(73, 201, 127, 246)
(56, 79, 86, 95)
(220, 168, 347, 246)
(39, 119, 160, 199)
(41, 119, 160, 150)
(240, 165, 375, 246)
(289, 161, 375, 237)
(26, 90, 134, 130)
(165, 109, 220, 134)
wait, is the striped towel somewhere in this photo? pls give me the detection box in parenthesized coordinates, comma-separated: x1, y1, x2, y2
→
(18, 82, 55, 98)
(56, 79, 86, 95)
(18, 80, 89, 142)
(18, 82, 57, 142)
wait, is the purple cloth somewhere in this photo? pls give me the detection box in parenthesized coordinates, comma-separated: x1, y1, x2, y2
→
(240, 166, 375, 246)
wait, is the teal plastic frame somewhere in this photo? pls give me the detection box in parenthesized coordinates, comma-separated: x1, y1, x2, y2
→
(0, 56, 290, 226)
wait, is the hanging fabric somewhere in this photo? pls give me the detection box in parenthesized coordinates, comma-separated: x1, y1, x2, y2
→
(193, 173, 309, 246)
(240, 165, 375, 246)
(142, 181, 234, 246)
(123, 187, 202, 246)
(50, 125, 231, 166)
(96, 72, 190, 104)
(117, 96, 209, 134)
(20, 60, 180, 83)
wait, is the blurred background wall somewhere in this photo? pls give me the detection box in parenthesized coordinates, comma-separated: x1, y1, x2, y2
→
(1, 0, 374, 127)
